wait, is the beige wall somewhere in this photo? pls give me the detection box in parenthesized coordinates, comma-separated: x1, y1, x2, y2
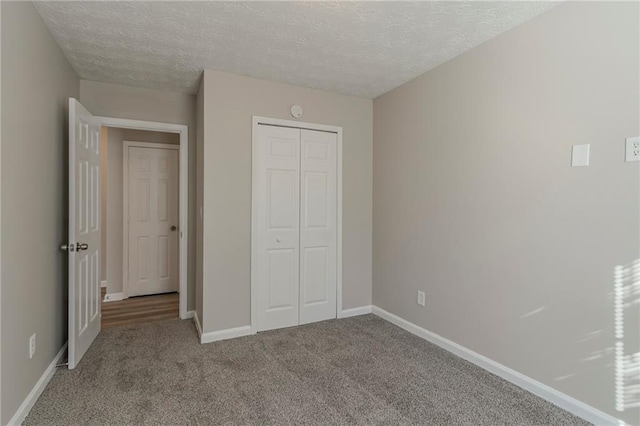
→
(79, 80, 197, 310)
(195, 77, 204, 323)
(200, 70, 372, 332)
(373, 2, 639, 423)
(0, 4, 3, 420)
(100, 127, 108, 281)
(103, 127, 179, 296)
(1, 2, 79, 423)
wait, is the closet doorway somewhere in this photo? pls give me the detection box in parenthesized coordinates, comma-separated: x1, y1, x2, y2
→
(251, 116, 343, 333)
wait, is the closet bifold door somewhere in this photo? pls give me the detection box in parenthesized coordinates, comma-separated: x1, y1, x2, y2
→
(299, 129, 337, 325)
(254, 124, 301, 332)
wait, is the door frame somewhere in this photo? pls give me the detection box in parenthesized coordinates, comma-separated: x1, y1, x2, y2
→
(123, 141, 180, 301)
(250, 115, 343, 334)
(98, 117, 189, 320)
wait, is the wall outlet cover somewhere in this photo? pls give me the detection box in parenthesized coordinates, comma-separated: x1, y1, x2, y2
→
(625, 137, 640, 162)
(417, 291, 426, 307)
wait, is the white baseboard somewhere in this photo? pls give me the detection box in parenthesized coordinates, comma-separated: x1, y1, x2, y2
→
(100, 280, 108, 288)
(340, 305, 372, 318)
(193, 311, 203, 339)
(8, 342, 67, 426)
(191, 310, 250, 345)
(103, 292, 125, 302)
(371, 306, 624, 426)
(200, 325, 252, 344)
(184, 310, 195, 320)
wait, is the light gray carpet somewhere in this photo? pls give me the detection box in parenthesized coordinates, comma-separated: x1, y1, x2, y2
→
(25, 315, 589, 425)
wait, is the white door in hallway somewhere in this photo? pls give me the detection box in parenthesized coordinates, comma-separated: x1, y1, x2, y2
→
(253, 124, 338, 332)
(67, 98, 101, 369)
(126, 145, 179, 297)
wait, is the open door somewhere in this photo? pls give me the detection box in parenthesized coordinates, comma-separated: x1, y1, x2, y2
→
(64, 98, 101, 369)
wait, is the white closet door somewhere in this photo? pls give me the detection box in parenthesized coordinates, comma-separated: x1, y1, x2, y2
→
(299, 129, 337, 324)
(254, 125, 301, 332)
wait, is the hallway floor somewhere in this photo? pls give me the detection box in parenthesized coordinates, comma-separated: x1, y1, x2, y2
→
(101, 292, 179, 329)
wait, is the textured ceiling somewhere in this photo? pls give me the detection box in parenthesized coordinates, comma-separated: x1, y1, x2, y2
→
(34, 1, 559, 98)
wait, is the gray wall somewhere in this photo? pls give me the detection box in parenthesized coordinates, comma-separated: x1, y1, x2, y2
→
(1, 2, 79, 423)
(79, 80, 197, 311)
(103, 127, 179, 296)
(196, 77, 204, 324)
(200, 70, 373, 333)
(100, 127, 108, 281)
(1, 4, 4, 418)
(372, 2, 639, 423)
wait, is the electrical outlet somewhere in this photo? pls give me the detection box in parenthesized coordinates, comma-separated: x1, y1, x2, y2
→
(626, 137, 640, 162)
(29, 333, 36, 359)
(417, 291, 426, 307)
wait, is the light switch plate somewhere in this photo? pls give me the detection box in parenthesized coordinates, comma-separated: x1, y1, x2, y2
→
(626, 137, 640, 162)
(571, 144, 590, 167)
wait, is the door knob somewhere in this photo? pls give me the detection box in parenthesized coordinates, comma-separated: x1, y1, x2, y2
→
(60, 243, 75, 252)
(171, 225, 177, 231)
(77, 243, 88, 251)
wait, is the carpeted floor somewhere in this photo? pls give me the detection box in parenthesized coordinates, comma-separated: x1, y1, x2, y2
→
(25, 315, 589, 425)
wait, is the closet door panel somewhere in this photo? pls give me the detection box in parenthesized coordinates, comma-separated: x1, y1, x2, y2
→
(254, 125, 301, 332)
(299, 129, 337, 324)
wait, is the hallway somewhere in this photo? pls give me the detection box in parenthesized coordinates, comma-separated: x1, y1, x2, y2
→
(101, 291, 179, 329)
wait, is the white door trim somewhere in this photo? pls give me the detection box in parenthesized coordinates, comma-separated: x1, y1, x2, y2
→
(97, 116, 189, 320)
(122, 141, 180, 300)
(251, 115, 343, 334)
(124, 141, 181, 151)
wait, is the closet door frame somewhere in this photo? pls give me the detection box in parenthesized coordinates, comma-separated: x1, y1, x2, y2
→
(251, 116, 343, 334)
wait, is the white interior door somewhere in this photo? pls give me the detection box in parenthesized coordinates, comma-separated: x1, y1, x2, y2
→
(254, 125, 301, 332)
(299, 129, 337, 324)
(127, 146, 179, 297)
(68, 98, 101, 369)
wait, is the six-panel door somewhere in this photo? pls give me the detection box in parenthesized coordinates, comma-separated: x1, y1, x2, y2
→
(254, 125, 301, 331)
(127, 147, 179, 297)
(299, 129, 337, 325)
(68, 98, 101, 369)
(253, 124, 338, 332)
